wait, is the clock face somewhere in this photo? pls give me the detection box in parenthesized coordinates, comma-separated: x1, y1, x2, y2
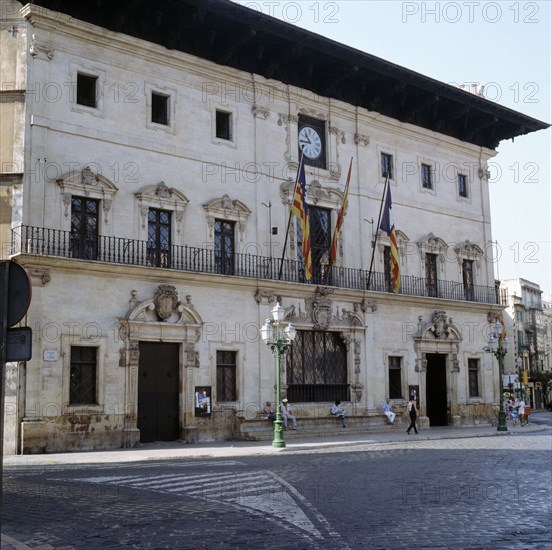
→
(298, 126, 323, 159)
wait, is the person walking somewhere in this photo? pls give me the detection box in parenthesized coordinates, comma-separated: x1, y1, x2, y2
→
(517, 398, 526, 426)
(406, 395, 418, 434)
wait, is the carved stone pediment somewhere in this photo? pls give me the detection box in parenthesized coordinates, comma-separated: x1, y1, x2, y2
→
(56, 168, 118, 222)
(203, 194, 251, 241)
(135, 182, 189, 232)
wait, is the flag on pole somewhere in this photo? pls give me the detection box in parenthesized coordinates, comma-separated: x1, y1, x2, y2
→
(291, 156, 312, 280)
(379, 183, 400, 293)
(330, 157, 353, 264)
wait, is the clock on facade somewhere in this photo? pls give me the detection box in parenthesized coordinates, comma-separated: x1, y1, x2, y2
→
(298, 126, 322, 159)
(298, 116, 326, 168)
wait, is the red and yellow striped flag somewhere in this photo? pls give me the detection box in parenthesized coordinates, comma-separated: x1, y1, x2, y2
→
(291, 156, 312, 280)
(330, 157, 353, 264)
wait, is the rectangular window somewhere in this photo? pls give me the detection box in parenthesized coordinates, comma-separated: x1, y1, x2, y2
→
(462, 259, 474, 301)
(468, 358, 480, 397)
(381, 153, 393, 179)
(151, 92, 169, 125)
(76, 73, 98, 108)
(308, 206, 331, 284)
(388, 356, 402, 399)
(425, 253, 438, 297)
(458, 174, 468, 197)
(421, 163, 432, 189)
(214, 219, 235, 275)
(147, 208, 171, 268)
(216, 110, 232, 140)
(216, 350, 237, 401)
(70, 346, 97, 405)
(71, 197, 99, 260)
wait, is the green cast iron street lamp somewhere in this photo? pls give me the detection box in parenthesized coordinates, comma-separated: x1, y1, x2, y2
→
(260, 303, 296, 448)
(487, 320, 509, 432)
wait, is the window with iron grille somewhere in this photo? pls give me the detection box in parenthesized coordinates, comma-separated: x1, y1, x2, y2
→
(76, 72, 98, 108)
(458, 174, 468, 197)
(421, 163, 432, 189)
(71, 197, 99, 260)
(214, 219, 235, 275)
(388, 356, 402, 399)
(381, 153, 393, 179)
(217, 350, 237, 401)
(468, 358, 480, 397)
(425, 253, 438, 297)
(463, 259, 474, 301)
(286, 330, 348, 402)
(70, 346, 97, 405)
(147, 208, 171, 268)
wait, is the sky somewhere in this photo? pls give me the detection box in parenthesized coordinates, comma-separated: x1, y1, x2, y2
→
(233, 0, 552, 299)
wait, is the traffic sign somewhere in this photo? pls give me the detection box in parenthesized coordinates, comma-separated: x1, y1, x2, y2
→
(7, 262, 32, 327)
(6, 327, 32, 362)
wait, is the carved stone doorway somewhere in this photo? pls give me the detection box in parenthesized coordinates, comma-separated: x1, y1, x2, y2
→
(137, 342, 180, 442)
(426, 353, 448, 426)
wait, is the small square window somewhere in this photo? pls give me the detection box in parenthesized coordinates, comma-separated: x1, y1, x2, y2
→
(421, 164, 432, 189)
(216, 110, 232, 140)
(76, 73, 98, 108)
(381, 153, 393, 179)
(458, 174, 468, 197)
(151, 92, 169, 125)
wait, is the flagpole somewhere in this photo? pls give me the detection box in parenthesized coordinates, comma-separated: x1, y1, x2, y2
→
(366, 175, 389, 291)
(278, 150, 305, 280)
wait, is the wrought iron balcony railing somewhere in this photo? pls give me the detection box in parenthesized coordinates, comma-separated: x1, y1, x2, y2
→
(11, 225, 501, 304)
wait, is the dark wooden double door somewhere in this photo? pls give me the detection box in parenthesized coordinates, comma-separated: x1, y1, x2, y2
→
(137, 342, 180, 443)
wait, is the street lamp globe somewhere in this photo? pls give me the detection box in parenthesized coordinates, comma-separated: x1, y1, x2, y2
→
(271, 303, 285, 322)
(260, 320, 274, 343)
(284, 324, 296, 341)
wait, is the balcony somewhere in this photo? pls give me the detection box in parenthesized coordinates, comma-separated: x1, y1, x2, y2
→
(11, 225, 501, 304)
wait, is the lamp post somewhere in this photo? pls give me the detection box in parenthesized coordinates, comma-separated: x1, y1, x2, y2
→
(487, 320, 509, 432)
(260, 303, 296, 448)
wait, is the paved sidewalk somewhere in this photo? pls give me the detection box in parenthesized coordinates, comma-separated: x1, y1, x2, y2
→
(2, 419, 549, 467)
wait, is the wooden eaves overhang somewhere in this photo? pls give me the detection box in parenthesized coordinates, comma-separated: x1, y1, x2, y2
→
(28, 0, 549, 148)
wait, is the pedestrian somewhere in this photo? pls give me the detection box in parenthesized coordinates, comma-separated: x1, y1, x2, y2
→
(382, 398, 396, 425)
(280, 398, 297, 430)
(331, 399, 349, 427)
(406, 395, 418, 435)
(517, 398, 526, 426)
(264, 401, 276, 422)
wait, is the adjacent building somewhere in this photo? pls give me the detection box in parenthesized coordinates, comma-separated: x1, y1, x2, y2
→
(1, 0, 549, 453)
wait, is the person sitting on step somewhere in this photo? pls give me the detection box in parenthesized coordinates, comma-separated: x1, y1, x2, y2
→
(331, 399, 349, 428)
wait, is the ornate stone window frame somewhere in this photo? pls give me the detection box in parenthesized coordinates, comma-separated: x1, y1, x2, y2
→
(454, 240, 484, 281)
(417, 233, 449, 275)
(61, 333, 107, 414)
(202, 194, 251, 242)
(56, 167, 119, 230)
(377, 229, 410, 272)
(135, 182, 189, 239)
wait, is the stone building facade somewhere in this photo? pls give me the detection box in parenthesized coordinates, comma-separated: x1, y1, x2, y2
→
(1, 0, 548, 453)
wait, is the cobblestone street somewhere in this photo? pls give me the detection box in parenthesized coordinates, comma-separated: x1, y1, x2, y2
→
(2, 420, 551, 549)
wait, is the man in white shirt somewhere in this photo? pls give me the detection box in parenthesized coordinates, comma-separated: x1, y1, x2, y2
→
(331, 400, 349, 427)
(280, 399, 297, 430)
(382, 398, 396, 425)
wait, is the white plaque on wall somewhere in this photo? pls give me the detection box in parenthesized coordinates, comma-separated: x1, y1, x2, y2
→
(43, 349, 59, 362)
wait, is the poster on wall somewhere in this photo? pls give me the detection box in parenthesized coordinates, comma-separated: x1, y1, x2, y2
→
(195, 386, 211, 417)
(408, 385, 420, 409)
